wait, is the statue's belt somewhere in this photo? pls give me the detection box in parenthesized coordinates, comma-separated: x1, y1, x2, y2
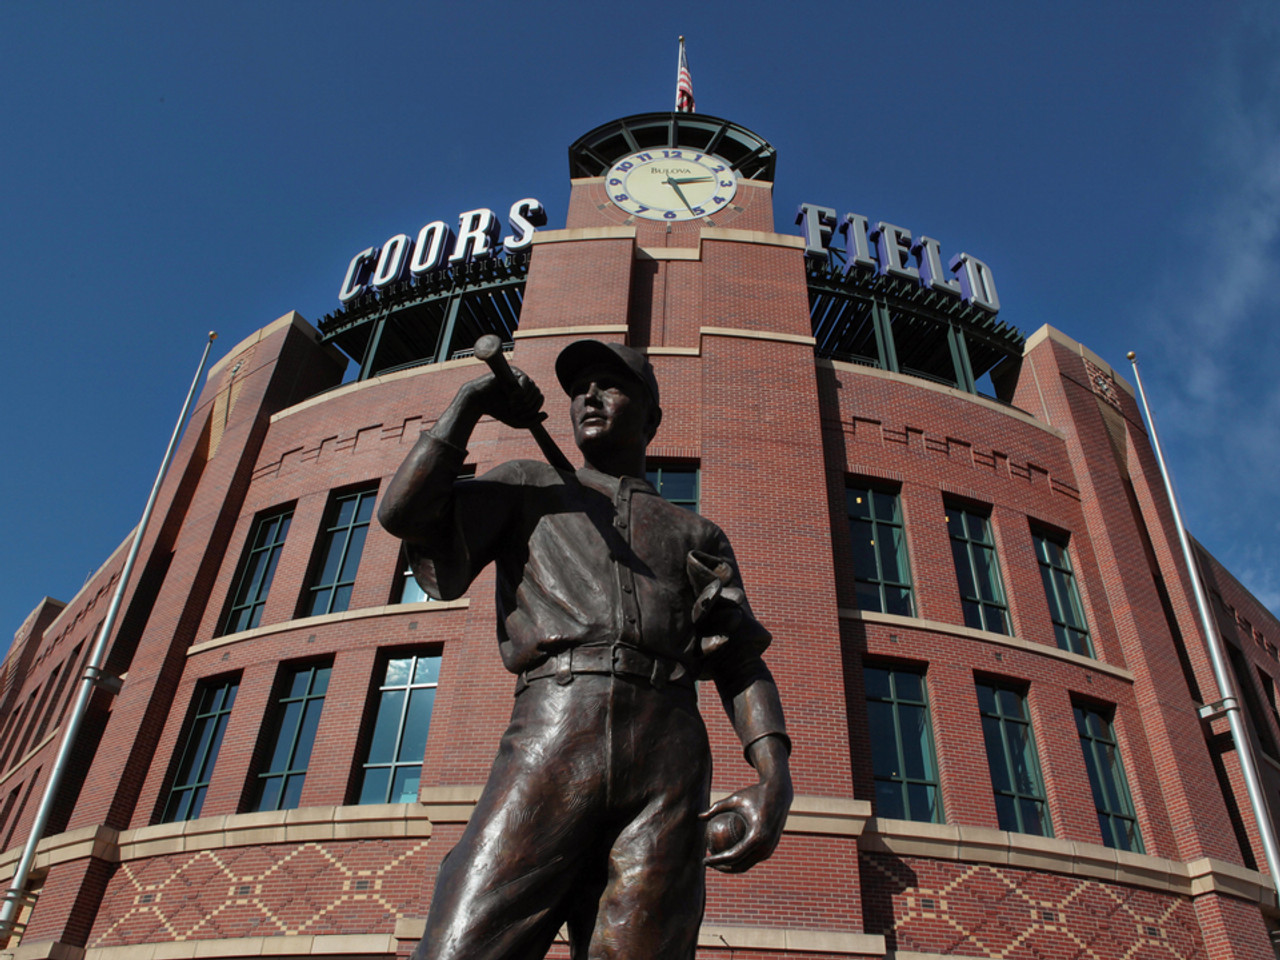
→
(517, 645, 694, 693)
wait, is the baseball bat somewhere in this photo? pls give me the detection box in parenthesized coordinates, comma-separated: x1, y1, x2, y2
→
(473, 335, 576, 474)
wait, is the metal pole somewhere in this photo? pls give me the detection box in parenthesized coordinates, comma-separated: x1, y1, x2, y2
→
(1127, 351, 1280, 898)
(0, 332, 218, 938)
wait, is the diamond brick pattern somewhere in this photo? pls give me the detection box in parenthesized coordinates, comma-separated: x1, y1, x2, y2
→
(862, 853, 1207, 959)
(89, 839, 432, 947)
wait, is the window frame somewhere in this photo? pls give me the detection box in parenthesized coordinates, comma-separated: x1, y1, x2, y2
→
(162, 674, 240, 823)
(248, 661, 332, 813)
(301, 486, 378, 619)
(355, 650, 442, 805)
(1032, 527, 1093, 657)
(945, 502, 1011, 635)
(864, 663, 943, 824)
(975, 679, 1051, 836)
(846, 481, 914, 616)
(645, 463, 700, 512)
(1074, 701, 1143, 852)
(223, 506, 294, 635)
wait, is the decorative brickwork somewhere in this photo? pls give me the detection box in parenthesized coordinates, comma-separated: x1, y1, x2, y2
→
(863, 852, 1208, 959)
(89, 839, 431, 948)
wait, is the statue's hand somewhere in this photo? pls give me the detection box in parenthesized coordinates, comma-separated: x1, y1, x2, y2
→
(461, 369, 545, 430)
(700, 774, 792, 873)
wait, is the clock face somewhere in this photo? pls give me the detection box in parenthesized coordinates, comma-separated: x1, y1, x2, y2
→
(605, 148, 738, 221)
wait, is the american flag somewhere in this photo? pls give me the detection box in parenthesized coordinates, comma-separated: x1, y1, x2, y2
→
(676, 37, 695, 113)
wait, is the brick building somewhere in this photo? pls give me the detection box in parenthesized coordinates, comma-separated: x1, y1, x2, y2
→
(2, 112, 1279, 960)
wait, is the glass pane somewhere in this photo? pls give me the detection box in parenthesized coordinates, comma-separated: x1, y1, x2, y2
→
(413, 656, 440, 685)
(356, 492, 377, 523)
(392, 766, 421, 804)
(307, 587, 332, 618)
(397, 688, 435, 762)
(312, 666, 330, 697)
(972, 548, 1000, 602)
(906, 782, 937, 823)
(256, 776, 282, 813)
(893, 671, 923, 702)
(994, 793, 1017, 832)
(287, 669, 311, 699)
(281, 773, 305, 810)
(900, 705, 930, 779)
(236, 552, 269, 606)
(359, 766, 390, 805)
(855, 580, 884, 613)
(982, 716, 1011, 791)
(292, 699, 324, 770)
(875, 780, 904, 819)
(863, 667, 891, 701)
(873, 490, 897, 522)
(198, 716, 231, 783)
(951, 541, 976, 598)
(867, 702, 899, 776)
(961, 600, 984, 631)
(880, 527, 907, 582)
(367, 689, 405, 764)
(314, 537, 344, 588)
(847, 489, 871, 520)
(1007, 726, 1035, 792)
(975, 684, 997, 715)
(188, 785, 207, 820)
(996, 688, 1022, 718)
(400, 576, 429, 604)
(338, 526, 368, 582)
(661, 472, 697, 502)
(384, 658, 412, 687)
(334, 497, 356, 529)
(176, 719, 214, 786)
(884, 587, 912, 617)
(331, 584, 353, 613)
(266, 701, 302, 772)
(1019, 797, 1048, 836)
(850, 526, 878, 581)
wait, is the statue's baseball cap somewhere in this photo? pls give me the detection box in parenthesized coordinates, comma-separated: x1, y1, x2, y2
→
(555, 340, 661, 410)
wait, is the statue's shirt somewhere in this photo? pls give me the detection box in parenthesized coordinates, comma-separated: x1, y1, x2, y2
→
(404, 434, 769, 679)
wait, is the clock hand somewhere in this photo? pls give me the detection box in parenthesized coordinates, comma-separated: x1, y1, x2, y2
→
(668, 175, 713, 184)
(664, 176, 696, 213)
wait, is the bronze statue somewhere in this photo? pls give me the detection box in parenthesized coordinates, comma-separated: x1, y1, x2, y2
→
(379, 338, 792, 960)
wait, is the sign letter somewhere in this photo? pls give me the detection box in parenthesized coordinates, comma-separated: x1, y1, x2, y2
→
(796, 203, 837, 260)
(338, 247, 377, 303)
(450, 208, 501, 264)
(504, 198, 547, 252)
(410, 221, 454, 276)
(372, 234, 412, 289)
(949, 253, 1000, 313)
(870, 222, 920, 282)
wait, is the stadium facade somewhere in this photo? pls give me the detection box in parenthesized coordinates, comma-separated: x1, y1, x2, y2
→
(3, 112, 1280, 960)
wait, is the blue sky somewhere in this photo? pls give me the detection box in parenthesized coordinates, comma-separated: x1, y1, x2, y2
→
(2, 2, 1278, 645)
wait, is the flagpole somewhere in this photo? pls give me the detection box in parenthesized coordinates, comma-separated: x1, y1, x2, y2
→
(0, 331, 219, 940)
(1127, 350, 1280, 900)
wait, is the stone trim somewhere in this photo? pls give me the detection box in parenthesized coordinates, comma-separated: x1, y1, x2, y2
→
(24, 933, 403, 959)
(700, 326, 817, 347)
(530, 226, 636, 244)
(0, 805, 432, 883)
(699, 227, 806, 249)
(512, 325, 629, 340)
(208, 311, 321, 379)
(1023, 324, 1136, 398)
(419, 787, 870, 836)
(841, 609, 1134, 681)
(861, 818, 1277, 908)
(642, 346, 701, 356)
(392, 917, 883, 956)
(635, 246, 700, 261)
(187, 601, 469, 657)
(822, 358, 1065, 437)
(270, 354, 489, 422)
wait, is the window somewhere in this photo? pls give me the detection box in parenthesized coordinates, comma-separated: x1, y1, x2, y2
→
(864, 665, 942, 822)
(646, 465, 698, 511)
(303, 488, 377, 618)
(1033, 530, 1093, 656)
(162, 676, 239, 823)
(946, 504, 1010, 635)
(1074, 703, 1142, 852)
(976, 681, 1050, 836)
(395, 555, 430, 604)
(250, 663, 330, 812)
(1226, 647, 1279, 758)
(224, 509, 293, 634)
(357, 652, 440, 804)
(847, 484, 913, 616)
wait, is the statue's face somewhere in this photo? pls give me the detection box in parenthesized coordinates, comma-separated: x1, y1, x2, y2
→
(569, 364, 655, 457)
